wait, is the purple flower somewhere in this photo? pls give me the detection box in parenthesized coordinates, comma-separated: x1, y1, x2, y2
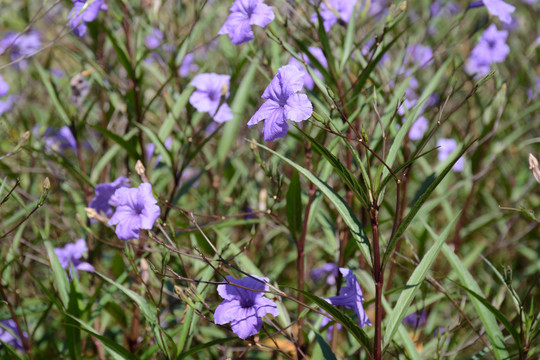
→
(145, 28, 163, 50)
(68, 0, 108, 37)
(218, 0, 275, 45)
(483, 0, 515, 23)
(403, 310, 427, 328)
(54, 238, 94, 275)
(108, 183, 161, 240)
(437, 138, 465, 172)
(0, 96, 14, 115)
(320, 313, 342, 340)
(145, 137, 172, 166)
(88, 176, 131, 218)
(465, 24, 509, 76)
(189, 73, 233, 123)
(430, 1, 461, 17)
(404, 44, 433, 70)
(311, 0, 358, 32)
(0, 75, 8, 97)
(214, 275, 279, 339)
(0, 31, 41, 69)
(409, 116, 428, 140)
(247, 65, 313, 141)
(288, 47, 328, 90)
(311, 262, 339, 285)
(327, 268, 371, 327)
(40, 126, 77, 153)
(0, 319, 26, 350)
(179, 53, 199, 77)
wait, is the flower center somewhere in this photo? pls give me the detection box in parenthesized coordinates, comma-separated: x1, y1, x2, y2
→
(239, 298, 255, 308)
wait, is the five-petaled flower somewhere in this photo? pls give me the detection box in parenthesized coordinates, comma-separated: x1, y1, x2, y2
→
(214, 275, 280, 339)
(54, 238, 94, 276)
(218, 0, 275, 45)
(88, 176, 131, 218)
(326, 268, 371, 327)
(465, 24, 509, 76)
(108, 183, 161, 240)
(247, 65, 313, 141)
(189, 73, 233, 123)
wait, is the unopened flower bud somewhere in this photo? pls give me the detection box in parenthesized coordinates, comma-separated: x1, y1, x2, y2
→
(85, 207, 108, 223)
(135, 160, 149, 183)
(42, 177, 50, 191)
(529, 154, 540, 183)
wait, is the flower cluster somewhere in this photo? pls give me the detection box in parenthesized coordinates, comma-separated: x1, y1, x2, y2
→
(248, 65, 313, 141)
(214, 275, 279, 339)
(466, 24, 510, 76)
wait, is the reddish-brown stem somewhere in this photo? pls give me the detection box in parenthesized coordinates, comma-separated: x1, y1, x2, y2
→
(370, 207, 383, 360)
(296, 142, 315, 351)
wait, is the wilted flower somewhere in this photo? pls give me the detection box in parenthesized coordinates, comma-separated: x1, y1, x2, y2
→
(403, 310, 427, 328)
(409, 116, 429, 140)
(214, 275, 279, 339)
(465, 24, 509, 76)
(88, 176, 131, 218)
(218, 0, 275, 45)
(311, 0, 358, 32)
(108, 183, 161, 240)
(54, 238, 94, 276)
(248, 65, 313, 141)
(0, 319, 26, 350)
(327, 268, 371, 327)
(189, 73, 233, 123)
(437, 138, 465, 172)
(288, 47, 328, 90)
(311, 262, 339, 285)
(68, 0, 108, 37)
(0, 31, 41, 69)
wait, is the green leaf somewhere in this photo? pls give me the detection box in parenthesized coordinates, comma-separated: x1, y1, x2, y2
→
(66, 315, 137, 360)
(105, 29, 135, 80)
(36, 63, 71, 126)
(383, 213, 460, 347)
(178, 338, 236, 359)
(441, 244, 510, 360)
(90, 124, 140, 160)
(96, 272, 176, 358)
(135, 123, 173, 168)
(286, 170, 303, 239)
(217, 60, 257, 163)
(452, 281, 521, 349)
(44, 241, 69, 307)
(66, 281, 83, 360)
(253, 141, 372, 267)
(298, 128, 369, 207)
(295, 288, 372, 356)
(314, 332, 338, 360)
(381, 140, 475, 269)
